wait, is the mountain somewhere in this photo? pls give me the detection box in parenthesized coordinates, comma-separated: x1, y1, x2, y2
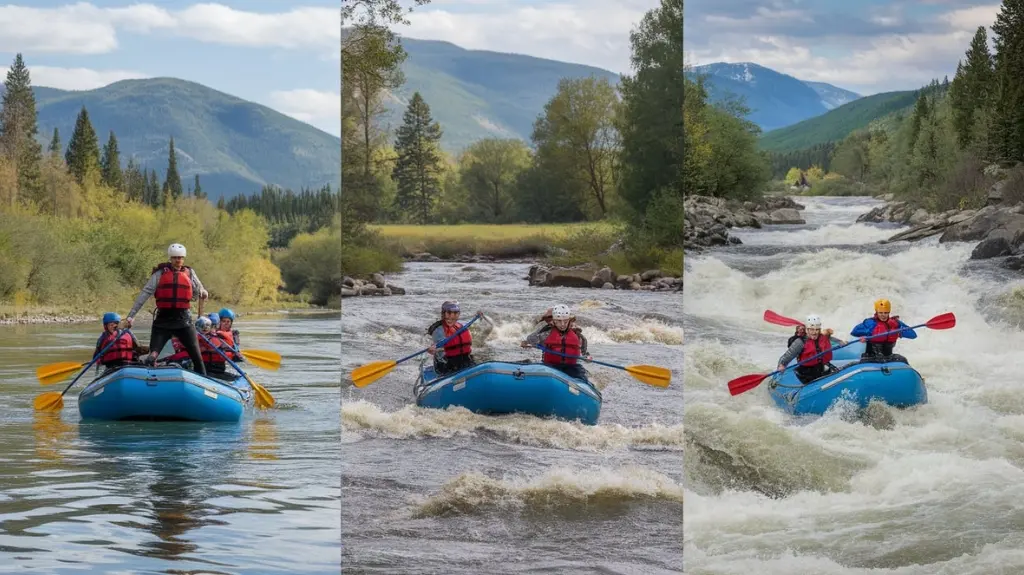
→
(4, 78, 340, 200)
(758, 89, 921, 151)
(383, 37, 622, 153)
(688, 62, 861, 132)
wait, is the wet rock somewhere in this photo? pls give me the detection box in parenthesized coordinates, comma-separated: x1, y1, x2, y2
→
(641, 269, 662, 282)
(341, 287, 358, 298)
(972, 236, 1013, 259)
(342, 271, 407, 298)
(766, 208, 805, 225)
(526, 264, 681, 291)
(685, 194, 806, 250)
(630, 282, 642, 290)
(1001, 255, 1024, 271)
(593, 266, 615, 285)
(370, 272, 386, 288)
(601, 282, 614, 289)
(343, 276, 355, 288)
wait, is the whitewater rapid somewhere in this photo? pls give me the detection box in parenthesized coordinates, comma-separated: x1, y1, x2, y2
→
(684, 196, 1024, 573)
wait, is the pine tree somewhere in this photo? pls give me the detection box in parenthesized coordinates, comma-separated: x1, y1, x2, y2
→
(124, 157, 145, 202)
(991, 0, 1024, 163)
(193, 173, 204, 199)
(0, 53, 44, 200)
(216, 196, 225, 210)
(162, 136, 183, 199)
(392, 92, 443, 223)
(100, 131, 123, 192)
(909, 93, 931, 147)
(147, 168, 160, 206)
(48, 127, 61, 159)
(65, 106, 100, 185)
(951, 27, 997, 150)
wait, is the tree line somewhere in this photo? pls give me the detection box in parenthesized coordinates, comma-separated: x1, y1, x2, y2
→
(219, 185, 338, 248)
(342, 0, 683, 268)
(0, 52, 333, 309)
(772, 0, 1024, 208)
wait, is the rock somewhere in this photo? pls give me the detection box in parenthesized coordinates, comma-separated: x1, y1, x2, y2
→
(389, 285, 406, 295)
(594, 266, 615, 285)
(685, 194, 792, 250)
(765, 208, 805, 225)
(341, 287, 358, 298)
(616, 274, 632, 288)
(641, 269, 662, 282)
(908, 208, 931, 226)
(971, 236, 1013, 259)
(370, 272, 386, 288)
(1001, 255, 1024, 271)
(601, 282, 615, 289)
(343, 276, 355, 288)
(629, 282, 642, 290)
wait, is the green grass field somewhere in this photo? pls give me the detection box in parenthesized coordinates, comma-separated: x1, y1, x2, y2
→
(373, 222, 620, 259)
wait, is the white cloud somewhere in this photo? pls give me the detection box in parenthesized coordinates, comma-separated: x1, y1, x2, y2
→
(0, 3, 338, 55)
(687, 4, 1002, 93)
(268, 89, 339, 136)
(400, 0, 660, 74)
(0, 65, 149, 90)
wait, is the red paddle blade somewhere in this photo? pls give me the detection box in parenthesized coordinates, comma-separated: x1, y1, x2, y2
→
(925, 312, 956, 330)
(764, 310, 804, 327)
(727, 372, 771, 396)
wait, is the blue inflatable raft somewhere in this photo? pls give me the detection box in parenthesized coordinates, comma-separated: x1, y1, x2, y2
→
(414, 360, 602, 425)
(78, 365, 253, 422)
(767, 341, 927, 416)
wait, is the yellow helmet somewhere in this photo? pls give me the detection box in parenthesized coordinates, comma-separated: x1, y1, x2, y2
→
(874, 298, 891, 313)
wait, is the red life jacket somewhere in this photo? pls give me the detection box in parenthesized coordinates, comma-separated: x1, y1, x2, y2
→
(798, 335, 832, 366)
(217, 330, 235, 349)
(153, 263, 194, 309)
(442, 322, 472, 358)
(200, 334, 226, 364)
(869, 315, 901, 343)
(542, 327, 582, 365)
(171, 337, 185, 353)
(99, 331, 135, 364)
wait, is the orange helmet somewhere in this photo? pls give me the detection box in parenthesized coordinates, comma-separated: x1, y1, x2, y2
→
(874, 299, 891, 313)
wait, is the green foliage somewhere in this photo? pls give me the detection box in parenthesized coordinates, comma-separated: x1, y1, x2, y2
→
(163, 136, 183, 199)
(458, 138, 532, 222)
(100, 130, 122, 192)
(0, 53, 43, 201)
(65, 106, 100, 186)
(393, 92, 444, 223)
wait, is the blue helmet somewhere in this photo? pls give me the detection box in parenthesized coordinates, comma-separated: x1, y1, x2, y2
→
(207, 313, 220, 325)
(218, 308, 236, 321)
(441, 301, 460, 314)
(102, 312, 121, 325)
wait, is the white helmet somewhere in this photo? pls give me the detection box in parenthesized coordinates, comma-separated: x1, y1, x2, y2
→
(551, 304, 572, 320)
(196, 316, 212, 331)
(168, 243, 187, 258)
(805, 314, 822, 328)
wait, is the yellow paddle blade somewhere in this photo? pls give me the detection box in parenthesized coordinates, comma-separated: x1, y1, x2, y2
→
(625, 365, 672, 388)
(350, 360, 397, 388)
(241, 350, 281, 371)
(33, 391, 65, 412)
(36, 362, 86, 385)
(242, 373, 275, 410)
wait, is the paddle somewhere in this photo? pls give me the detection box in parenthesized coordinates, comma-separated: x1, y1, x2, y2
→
(237, 349, 281, 371)
(727, 312, 956, 397)
(33, 328, 130, 412)
(36, 361, 88, 386)
(763, 310, 806, 328)
(534, 345, 671, 388)
(350, 313, 483, 388)
(198, 331, 275, 409)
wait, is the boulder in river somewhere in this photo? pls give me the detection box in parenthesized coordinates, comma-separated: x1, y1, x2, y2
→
(685, 195, 806, 250)
(341, 272, 407, 298)
(526, 265, 681, 291)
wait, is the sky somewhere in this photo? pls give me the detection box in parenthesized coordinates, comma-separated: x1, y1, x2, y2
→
(684, 0, 1004, 95)
(0, 1, 340, 136)
(375, 0, 663, 76)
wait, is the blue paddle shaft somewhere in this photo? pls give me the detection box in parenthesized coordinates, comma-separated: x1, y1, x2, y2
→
(774, 321, 927, 377)
(197, 331, 249, 380)
(396, 314, 481, 366)
(60, 328, 130, 397)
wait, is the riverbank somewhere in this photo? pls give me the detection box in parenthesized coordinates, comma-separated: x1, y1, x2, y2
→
(0, 299, 336, 326)
(684, 195, 807, 250)
(858, 189, 1024, 269)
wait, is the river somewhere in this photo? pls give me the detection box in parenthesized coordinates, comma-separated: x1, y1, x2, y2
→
(341, 261, 684, 574)
(0, 313, 340, 574)
(684, 196, 1024, 573)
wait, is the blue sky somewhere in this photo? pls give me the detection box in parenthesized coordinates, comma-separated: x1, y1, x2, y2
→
(684, 0, 1003, 95)
(0, 1, 339, 136)
(377, 0, 661, 76)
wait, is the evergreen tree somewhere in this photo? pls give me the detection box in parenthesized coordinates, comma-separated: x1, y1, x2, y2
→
(162, 136, 183, 199)
(65, 106, 100, 185)
(48, 127, 61, 159)
(0, 53, 43, 199)
(124, 157, 145, 202)
(951, 27, 996, 150)
(193, 174, 204, 199)
(909, 93, 931, 147)
(217, 196, 225, 210)
(100, 131, 123, 192)
(991, 0, 1024, 163)
(147, 168, 160, 207)
(392, 92, 443, 223)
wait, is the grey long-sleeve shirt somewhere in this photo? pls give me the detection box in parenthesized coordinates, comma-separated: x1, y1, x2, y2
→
(429, 314, 495, 364)
(778, 336, 843, 367)
(128, 267, 207, 320)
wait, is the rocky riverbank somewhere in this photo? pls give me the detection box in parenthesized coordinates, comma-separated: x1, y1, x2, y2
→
(860, 181, 1024, 270)
(341, 272, 408, 298)
(684, 195, 807, 250)
(525, 264, 682, 292)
